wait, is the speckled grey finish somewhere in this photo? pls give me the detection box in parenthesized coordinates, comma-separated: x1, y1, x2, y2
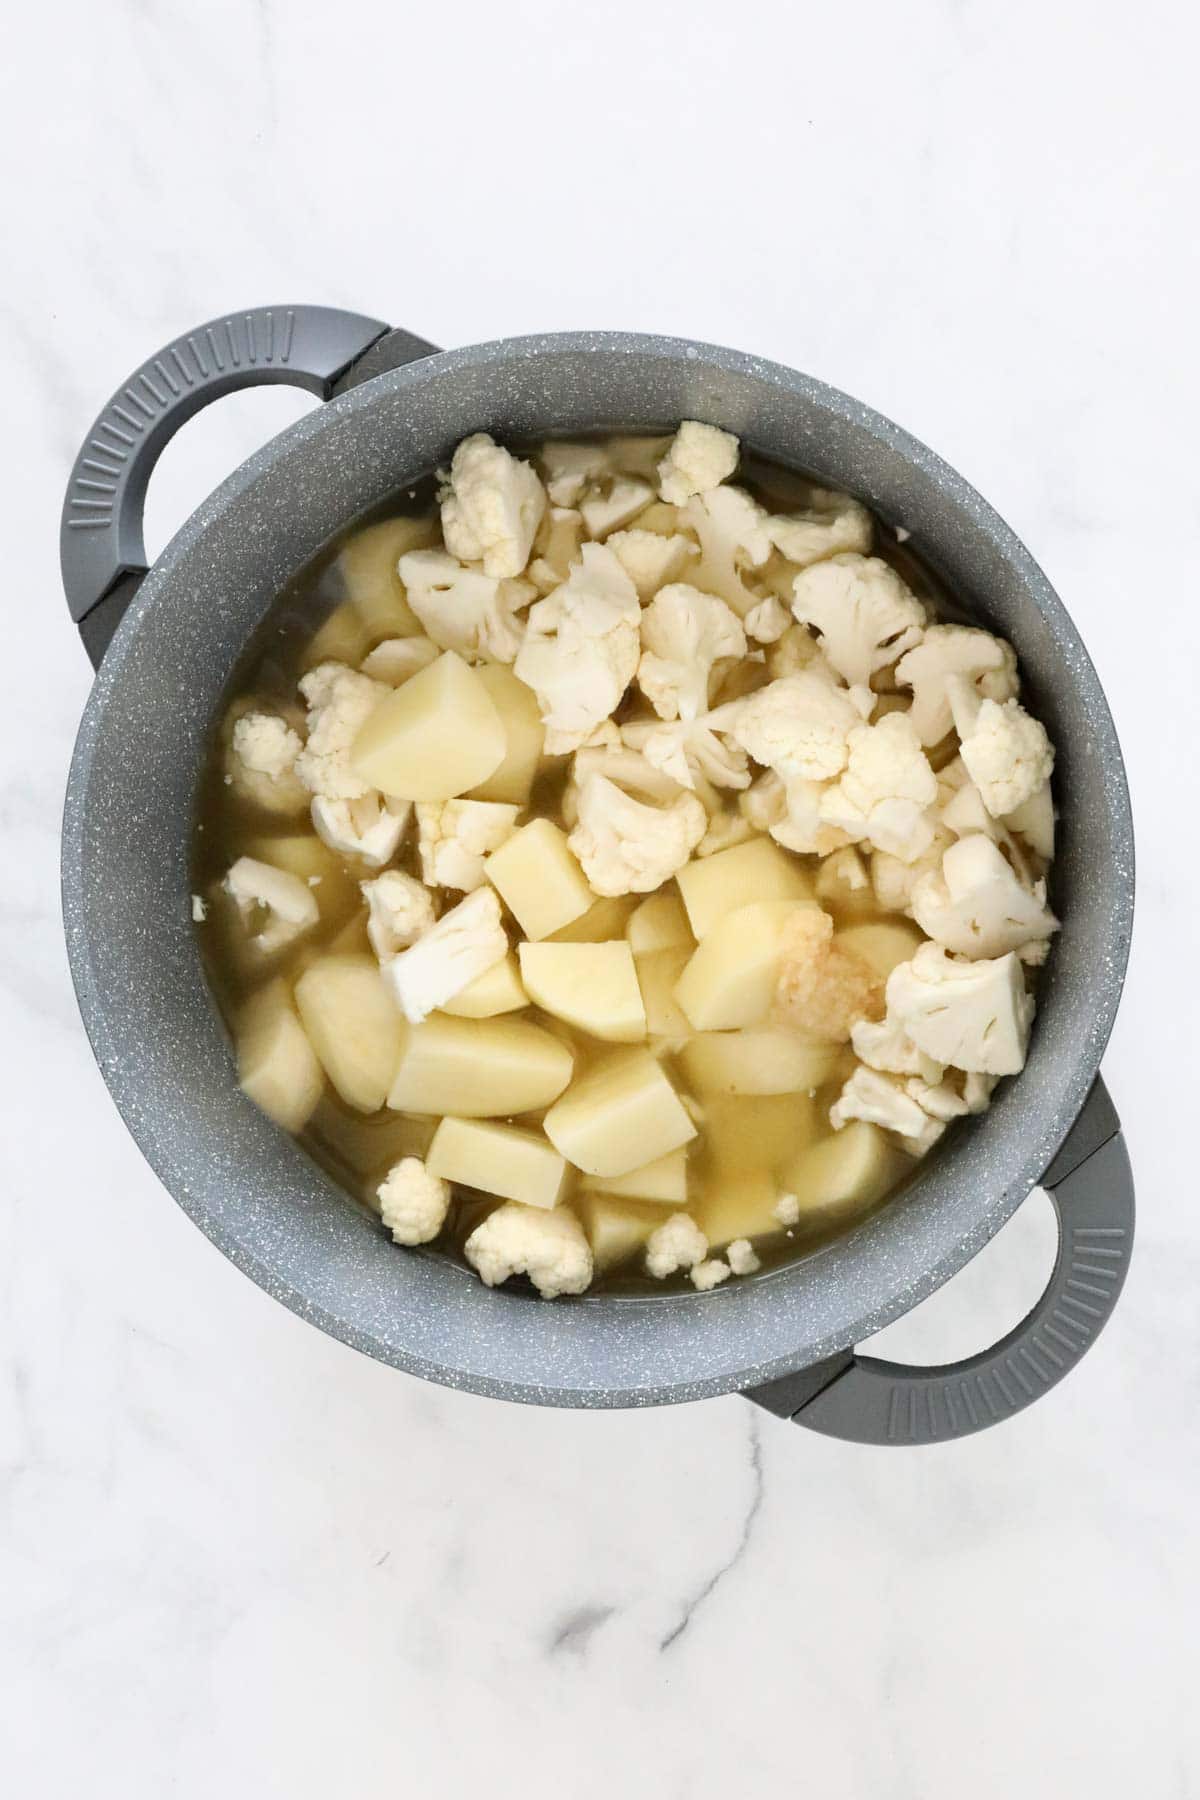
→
(61, 332, 1135, 1409)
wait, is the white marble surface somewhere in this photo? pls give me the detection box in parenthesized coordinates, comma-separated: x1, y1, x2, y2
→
(3, 1, 1198, 1793)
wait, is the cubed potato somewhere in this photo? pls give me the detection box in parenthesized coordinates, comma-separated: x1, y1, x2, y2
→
(693, 1169, 782, 1248)
(294, 954, 406, 1113)
(236, 981, 324, 1132)
(624, 498, 685, 537)
(547, 894, 638, 944)
(574, 1193, 666, 1272)
(703, 1092, 816, 1173)
(783, 1123, 910, 1226)
(519, 941, 647, 1043)
(636, 947, 692, 1040)
(246, 833, 360, 928)
(337, 514, 438, 640)
(468, 664, 546, 805)
(590, 1147, 688, 1204)
(835, 920, 924, 980)
(301, 599, 371, 672)
(439, 952, 529, 1018)
(677, 837, 812, 939)
(349, 651, 506, 800)
(681, 1029, 843, 1096)
(674, 900, 814, 1031)
(626, 891, 693, 955)
(543, 1048, 697, 1177)
(814, 848, 877, 922)
(387, 1013, 574, 1117)
(427, 1117, 568, 1209)
(485, 818, 594, 941)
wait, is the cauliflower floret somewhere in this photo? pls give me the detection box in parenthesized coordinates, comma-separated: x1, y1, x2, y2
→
(415, 799, 520, 892)
(696, 808, 757, 858)
(223, 856, 319, 954)
(645, 1211, 709, 1277)
(720, 669, 862, 782)
(766, 488, 873, 569)
(439, 432, 546, 578)
(684, 486, 773, 615)
(767, 623, 825, 678)
(465, 1201, 593, 1298)
(1004, 782, 1055, 861)
(905, 1076, 972, 1123)
(295, 663, 388, 801)
(744, 596, 792, 644)
(567, 773, 706, 897)
(791, 554, 926, 688)
(527, 507, 585, 595)
(359, 636, 440, 684)
(228, 712, 306, 813)
(580, 476, 654, 540)
(773, 1192, 801, 1226)
(817, 713, 938, 861)
(311, 794, 411, 868)
(606, 527, 697, 599)
(622, 715, 751, 793)
(691, 1259, 731, 1291)
(726, 1238, 761, 1276)
(947, 677, 1056, 818)
(657, 421, 739, 505)
(774, 905, 884, 1042)
(540, 441, 611, 508)
(397, 549, 530, 664)
(570, 743, 685, 808)
(851, 1014, 945, 1085)
(871, 825, 954, 915)
(911, 834, 1058, 961)
(636, 583, 747, 721)
(361, 869, 437, 959)
(377, 1156, 451, 1246)
(894, 623, 1018, 746)
(384, 886, 508, 1023)
(830, 1065, 944, 1149)
(512, 543, 641, 753)
(886, 943, 1035, 1076)
(737, 769, 846, 857)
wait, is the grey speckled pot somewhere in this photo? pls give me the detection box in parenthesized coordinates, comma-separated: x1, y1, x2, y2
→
(60, 309, 1136, 1445)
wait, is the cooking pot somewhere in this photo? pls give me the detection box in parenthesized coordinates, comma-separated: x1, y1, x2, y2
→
(60, 306, 1136, 1444)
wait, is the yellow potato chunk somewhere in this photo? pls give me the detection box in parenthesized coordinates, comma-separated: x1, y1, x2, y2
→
(675, 900, 815, 1031)
(784, 1123, 910, 1226)
(485, 818, 594, 941)
(294, 954, 406, 1113)
(635, 947, 692, 1041)
(301, 600, 371, 671)
(681, 1029, 844, 1096)
(543, 1048, 697, 1177)
(387, 1013, 574, 1117)
(677, 836, 812, 939)
(547, 894, 638, 944)
(519, 941, 647, 1043)
(468, 664, 546, 805)
(835, 919, 924, 980)
(704, 1092, 816, 1173)
(439, 952, 529, 1019)
(337, 515, 439, 641)
(694, 1169, 782, 1248)
(574, 1193, 666, 1272)
(589, 1147, 688, 1204)
(349, 651, 506, 801)
(236, 981, 324, 1132)
(626, 890, 693, 955)
(427, 1117, 568, 1210)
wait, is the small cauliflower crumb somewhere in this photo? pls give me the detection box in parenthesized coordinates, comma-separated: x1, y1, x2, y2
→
(646, 1212, 709, 1278)
(377, 1157, 451, 1245)
(774, 906, 884, 1042)
(690, 1258, 731, 1292)
(657, 420, 739, 505)
(191, 894, 208, 923)
(465, 1201, 593, 1298)
(726, 1238, 761, 1276)
(773, 1193, 801, 1227)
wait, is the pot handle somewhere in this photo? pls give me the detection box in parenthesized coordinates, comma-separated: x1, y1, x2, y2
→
(60, 307, 440, 667)
(744, 1077, 1134, 1445)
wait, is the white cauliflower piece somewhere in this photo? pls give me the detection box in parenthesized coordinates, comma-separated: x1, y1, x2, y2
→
(697, 809, 757, 857)
(818, 713, 938, 861)
(439, 432, 546, 577)
(311, 793, 411, 868)
(906, 1077, 972, 1123)
(871, 826, 953, 915)
(415, 799, 520, 892)
(657, 420, 739, 505)
(637, 583, 748, 720)
(726, 1238, 761, 1276)
(384, 886, 508, 1023)
(361, 869, 437, 959)
(894, 623, 1018, 746)
(947, 677, 1056, 818)
(465, 1201, 593, 1298)
(570, 743, 685, 806)
(691, 1259, 731, 1291)
(645, 1211, 709, 1278)
(228, 712, 306, 812)
(720, 668, 862, 781)
(766, 488, 873, 568)
(1004, 783, 1055, 861)
(768, 772, 851, 856)
(830, 1065, 943, 1146)
(684, 486, 773, 616)
(223, 856, 319, 954)
(540, 441, 611, 508)
(851, 1015, 945, 1085)
(886, 943, 1035, 1076)
(397, 549, 530, 664)
(911, 834, 1058, 960)
(622, 715, 751, 792)
(744, 596, 792, 644)
(580, 476, 654, 540)
(377, 1157, 451, 1246)
(767, 622, 825, 678)
(295, 663, 388, 801)
(791, 554, 926, 688)
(773, 1193, 801, 1227)
(360, 636, 440, 684)
(513, 543, 641, 752)
(567, 773, 706, 896)
(606, 527, 697, 599)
